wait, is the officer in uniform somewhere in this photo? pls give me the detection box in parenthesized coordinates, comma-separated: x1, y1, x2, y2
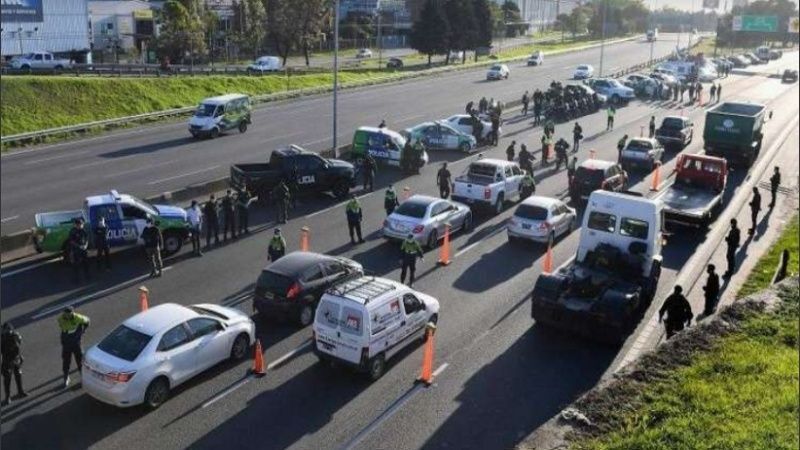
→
(490, 115, 500, 146)
(346, 194, 365, 244)
(554, 137, 570, 170)
(437, 163, 452, 199)
(203, 194, 220, 248)
(478, 96, 488, 114)
(384, 185, 399, 216)
(221, 189, 236, 241)
(606, 105, 616, 131)
(521, 91, 530, 115)
(572, 122, 583, 153)
(505, 141, 516, 162)
(362, 153, 377, 192)
(272, 180, 290, 224)
(68, 218, 90, 283)
(400, 234, 424, 287)
(702, 264, 720, 316)
(401, 141, 414, 172)
(1, 323, 27, 405)
(649, 116, 656, 138)
(723, 218, 741, 279)
(268, 229, 286, 262)
(93, 217, 111, 271)
(288, 165, 299, 209)
(658, 285, 693, 339)
(518, 144, 533, 174)
(186, 200, 203, 256)
(748, 187, 761, 235)
(140, 218, 163, 278)
(567, 156, 578, 185)
(58, 306, 90, 388)
(411, 141, 425, 174)
(617, 135, 628, 162)
(520, 170, 536, 199)
(769, 166, 781, 208)
(237, 187, 252, 235)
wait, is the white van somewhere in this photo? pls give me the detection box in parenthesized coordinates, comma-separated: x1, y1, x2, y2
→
(313, 277, 440, 381)
(247, 56, 281, 73)
(527, 51, 544, 66)
(188, 93, 251, 139)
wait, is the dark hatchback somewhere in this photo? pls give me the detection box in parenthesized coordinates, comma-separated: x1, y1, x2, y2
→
(253, 252, 363, 327)
(569, 160, 628, 203)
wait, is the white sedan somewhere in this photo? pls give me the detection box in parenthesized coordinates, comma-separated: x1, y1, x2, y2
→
(383, 195, 473, 249)
(573, 64, 594, 79)
(507, 196, 576, 245)
(82, 303, 255, 409)
(443, 114, 497, 142)
(356, 48, 373, 58)
(486, 64, 510, 80)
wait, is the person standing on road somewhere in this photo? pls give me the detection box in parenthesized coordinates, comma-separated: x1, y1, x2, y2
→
(658, 285, 693, 339)
(237, 187, 252, 235)
(521, 91, 530, 115)
(465, 100, 474, 115)
(479, 96, 488, 114)
(648, 116, 656, 138)
(400, 234, 424, 287)
(617, 135, 628, 162)
(362, 153, 377, 192)
(518, 144, 533, 174)
(748, 187, 761, 235)
(673, 82, 679, 101)
(490, 114, 501, 146)
(437, 163, 453, 199)
(267, 228, 286, 262)
(572, 122, 583, 153)
(186, 200, 203, 257)
(93, 217, 111, 271)
(203, 194, 219, 248)
(506, 140, 516, 162)
(702, 264, 721, 316)
(520, 170, 536, 199)
(58, 306, 89, 388)
(723, 218, 741, 279)
(696, 82, 703, 104)
(221, 190, 236, 242)
(606, 105, 616, 131)
(384, 185, 399, 216)
(346, 194, 365, 244)
(567, 156, 578, 185)
(272, 180, 290, 224)
(1, 323, 27, 405)
(68, 219, 90, 284)
(709, 83, 717, 103)
(769, 167, 781, 208)
(288, 166, 299, 209)
(688, 82, 695, 102)
(716, 83, 722, 101)
(680, 82, 687, 102)
(554, 137, 570, 170)
(140, 218, 163, 278)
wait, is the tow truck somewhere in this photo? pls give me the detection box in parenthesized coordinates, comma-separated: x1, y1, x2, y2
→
(655, 154, 727, 228)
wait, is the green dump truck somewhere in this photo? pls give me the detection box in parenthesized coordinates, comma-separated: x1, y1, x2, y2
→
(703, 101, 766, 167)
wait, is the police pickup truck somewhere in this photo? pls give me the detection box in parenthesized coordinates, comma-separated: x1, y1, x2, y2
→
(230, 145, 356, 204)
(33, 190, 190, 258)
(452, 159, 524, 215)
(531, 191, 663, 343)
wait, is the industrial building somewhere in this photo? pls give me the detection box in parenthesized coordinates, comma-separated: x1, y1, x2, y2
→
(1, 0, 92, 61)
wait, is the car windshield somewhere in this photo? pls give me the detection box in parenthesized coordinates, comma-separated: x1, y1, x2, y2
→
(98, 325, 152, 362)
(490, 65, 502, 71)
(131, 196, 158, 217)
(195, 103, 217, 117)
(515, 204, 548, 221)
(394, 201, 428, 219)
(662, 117, 684, 129)
(577, 65, 589, 70)
(575, 167, 605, 185)
(627, 140, 653, 151)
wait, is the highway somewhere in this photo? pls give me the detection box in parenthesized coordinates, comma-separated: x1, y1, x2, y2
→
(0, 36, 680, 235)
(1, 43, 798, 450)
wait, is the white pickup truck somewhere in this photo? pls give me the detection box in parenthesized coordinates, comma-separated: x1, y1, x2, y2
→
(452, 158, 524, 215)
(10, 51, 72, 70)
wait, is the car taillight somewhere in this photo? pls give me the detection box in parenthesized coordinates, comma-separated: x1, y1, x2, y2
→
(412, 225, 424, 234)
(108, 371, 136, 383)
(286, 282, 300, 299)
(484, 188, 492, 200)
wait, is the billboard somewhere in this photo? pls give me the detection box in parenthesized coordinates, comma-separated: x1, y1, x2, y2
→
(732, 15, 779, 32)
(0, 0, 44, 23)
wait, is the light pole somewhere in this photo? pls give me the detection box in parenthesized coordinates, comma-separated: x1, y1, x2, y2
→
(599, 0, 607, 76)
(333, 0, 340, 157)
(376, 7, 382, 68)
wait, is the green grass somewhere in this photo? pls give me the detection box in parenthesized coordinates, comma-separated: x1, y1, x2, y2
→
(738, 214, 800, 298)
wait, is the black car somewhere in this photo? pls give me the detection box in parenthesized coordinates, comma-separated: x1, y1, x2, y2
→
(782, 69, 798, 83)
(569, 160, 628, 203)
(253, 252, 363, 326)
(386, 57, 403, 69)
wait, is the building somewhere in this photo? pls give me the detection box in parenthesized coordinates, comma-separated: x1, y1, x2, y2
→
(502, 0, 576, 30)
(88, 0, 157, 62)
(1, 0, 92, 61)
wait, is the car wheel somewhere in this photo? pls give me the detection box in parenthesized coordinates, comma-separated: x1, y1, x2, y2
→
(298, 304, 314, 327)
(210, 127, 220, 139)
(230, 333, 250, 361)
(494, 194, 505, 215)
(162, 231, 183, 256)
(427, 230, 438, 250)
(367, 354, 386, 381)
(462, 213, 473, 233)
(332, 179, 350, 199)
(459, 141, 471, 153)
(238, 122, 248, 133)
(144, 377, 170, 409)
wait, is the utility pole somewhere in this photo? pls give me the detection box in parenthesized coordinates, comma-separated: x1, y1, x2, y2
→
(599, 0, 607, 76)
(333, 0, 340, 157)
(377, 8, 382, 68)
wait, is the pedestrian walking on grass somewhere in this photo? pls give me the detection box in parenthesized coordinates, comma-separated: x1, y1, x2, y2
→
(659, 285, 693, 339)
(702, 264, 720, 316)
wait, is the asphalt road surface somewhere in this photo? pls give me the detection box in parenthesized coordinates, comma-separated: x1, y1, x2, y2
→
(1, 48, 797, 450)
(0, 35, 682, 235)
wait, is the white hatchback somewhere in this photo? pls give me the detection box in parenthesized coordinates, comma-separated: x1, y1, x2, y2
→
(507, 196, 576, 245)
(487, 64, 510, 80)
(82, 303, 255, 409)
(573, 64, 594, 79)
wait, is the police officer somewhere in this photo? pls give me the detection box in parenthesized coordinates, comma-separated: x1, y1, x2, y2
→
(688, 82, 695, 102)
(346, 194, 364, 244)
(554, 137, 570, 170)
(384, 185, 400, 216)
(695, 82, 703, 104)
(1, 323, 27, 405)
(478, 96, 488, 114)
(58, 306, 90, 388)
(520, 170, 536, 199)
(748, 187, 761, 235)
(362, 153, 377, 192)
(617, 135, 628, 162)
(203, 194, 220, 248)
(606, 105, 616, 131)
(411, 141, 425, 174)
(658, 285, 693, 339)
(649, 116, 656, 138)
(186, 200, 203, 256)
(437, 163, 452, 199)
(93, 217, 111, 271)
(268, 228, 286, 262)
(272, 180, 290, 224)
(521, 91, 530, 115)
(400, 234, 424, 287)
(716, 83, 722, 100)
(68, 218, 90, 283)
(237, 187, 252, 235)
(221, 189, 236, 242)
(769, 167, 781, 208)
(572, 122, 583, 153)
(702, 264, 720, 316)
(709, 83, 717, 103)
(567, 156, 578, 185)
(490, 115, 501, 146)
(518, 144, 533, 174)
(140, 218, 163, 278)
(288, 165, 299, 209)
(723, 218, 741, 279)
(506, 141, 516, 162)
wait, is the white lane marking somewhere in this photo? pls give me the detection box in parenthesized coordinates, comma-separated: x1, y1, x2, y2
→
(267, 340, 312, 370)
(431, 362, 449, 378)
(300, 134, 348, 147)
(201, 376, 253, 409)
(30, 266, 173, 319)
(454, 226, 507, 258)
(340, 383, 427, 450)
(67, 154, 139, 171)
(1, 215, 19, 223)
(306, 200, 347, 219)
(0, 257, 59, 279)
(105, 160, 179, 178)
(146, 166, 220, 185)
(23, 150, 88, 165)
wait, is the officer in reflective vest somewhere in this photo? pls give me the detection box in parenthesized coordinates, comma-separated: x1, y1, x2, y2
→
(384, 185, 399, 216)
(520, 170, 536, 199)
(58, 306, 90, 388)
(400, 234, 424, 287)
(268, 228, 286, 262)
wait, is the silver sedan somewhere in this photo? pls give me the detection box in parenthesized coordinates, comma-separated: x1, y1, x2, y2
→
(383, 195, 473, 249)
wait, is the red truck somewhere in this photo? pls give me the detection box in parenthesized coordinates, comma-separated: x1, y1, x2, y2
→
(655, 154, 728, 227)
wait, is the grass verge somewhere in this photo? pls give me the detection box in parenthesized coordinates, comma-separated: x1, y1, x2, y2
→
(737, 214, 800, 298)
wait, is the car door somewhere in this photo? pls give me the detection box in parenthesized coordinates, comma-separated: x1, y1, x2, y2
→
(441, 127, 459, 149)
(295, 155, 324, 193)
(368, 297, 404, 358)
(186, 318, 229, 371)
(397, 293, 427, 349)
(89, 204, 126, 247)
(155, 324, 197, 385)
(119, 201, 150, 246)
(505, 165, 521, 198)
(457, 117, 472, 135)
(423, 126, 443, 149)
(429, 201, 449, 236)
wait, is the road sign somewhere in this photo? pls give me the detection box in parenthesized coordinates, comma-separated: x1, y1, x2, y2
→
(732, 15, 779, 32)
(789, 17, 800, 33)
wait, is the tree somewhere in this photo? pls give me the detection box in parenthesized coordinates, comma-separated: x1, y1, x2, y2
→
(472, 0, 493, 61)
(266, 0, 296, 65)
(340, 12, 374, 41)
(410, 0, 450, 66)
(232, 0, 267, 60)
(444, 0, 478, 63)
(556, 13, 572, 42)
(293, 0, 330, 66)
(501, 0, 524, 37)
(155, 0, 207, 64)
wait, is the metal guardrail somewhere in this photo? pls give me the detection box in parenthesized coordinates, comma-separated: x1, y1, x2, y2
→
(771, 249, 791, 285)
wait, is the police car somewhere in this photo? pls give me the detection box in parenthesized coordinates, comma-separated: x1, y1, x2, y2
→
(403, 121, 477, 153)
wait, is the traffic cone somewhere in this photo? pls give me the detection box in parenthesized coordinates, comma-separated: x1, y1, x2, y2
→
(650, 161, 662, 192)
(251, 339, 266, 377)
(300, 226, 310, 251)
(403, 186, 411, 201)
(418, 323, 437, 385)
(589, 148, 596, 159)
(438, 224, 452, 266)
(138, 286, 149, 312)
(543, 242, 554, 274)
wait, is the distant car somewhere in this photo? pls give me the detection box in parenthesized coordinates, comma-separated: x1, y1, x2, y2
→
(386, 57, 403, 69)
(527, 51, 544, 66)
(782, 69, 798, 83)
(727, 55, 749, 68)
(573, 64, 594, 79)
(744, 53, 766, 65)
(650, 68, 679, 86)
(569, 159, 628, 203)
(655, 115, 694, 149)
(247, 56, 281, 73)
(448, 50, 465, 61)
(82, 303, 255, 409)
(620, 137, 664, 172)
(383, 195, 472, 249)
(253, 252, 364, 326)
(507, 196, 576, 245)
(621, 73, 650, 89)
(486, 64, 510, 80)
(404, 121, 477, 153)
(711, 57, 733, 73)
(443, 114, 497, 142)
(9, 51, 72, 70)
(356, 48, 373, 58)
(584, 78, 635, 104)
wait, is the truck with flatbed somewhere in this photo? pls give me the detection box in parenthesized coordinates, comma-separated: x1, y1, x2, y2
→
(452, 158, 524, 215)
(531, 191, 663, 343)
(655, 154, 727, 228)
(230, 145, 356, 203)
(32, 190, 190, 259)
(703, 101, 766, 167)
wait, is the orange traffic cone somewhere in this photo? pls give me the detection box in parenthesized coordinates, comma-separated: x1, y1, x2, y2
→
(650, 161, 662, 192)
(403, 186, 411, 201)
(543, 242, 554, 274)
(138, 286, 149, 312)
(418, 323, 437, 385)
(300, 226, 310, 251)
(251, 339, 266, 377)
(438, 224, 452, 266)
